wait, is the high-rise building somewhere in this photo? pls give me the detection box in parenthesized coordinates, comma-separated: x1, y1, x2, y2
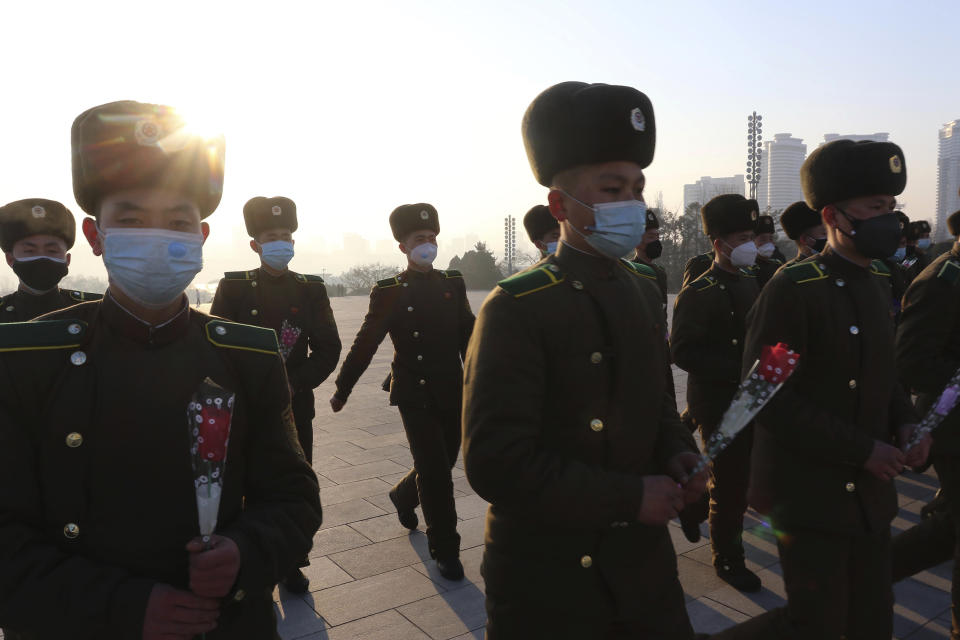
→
(937, 120, 960, 240)
(757, 134, 806, 213)
(683, 175, 745, 211)
(823, 132, 890, 144)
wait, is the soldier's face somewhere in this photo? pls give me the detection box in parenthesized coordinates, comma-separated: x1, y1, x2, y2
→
(7, 234, 69, 266)
(400, 230, 437, 254)
(719, 230, 755, 252)
(535, 229, 561, 253)
(84, 189, 209, 256)
(251, 227, 294, 255)
(754, 232, 774, 246)
(547, 161, 645, 231)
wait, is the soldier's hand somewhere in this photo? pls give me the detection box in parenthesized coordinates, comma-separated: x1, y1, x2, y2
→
(330, 395, 346, 413)
(666, 452, 708, 503)
(898, 424, 932, 469)
(185, 534, 241, 598)
(637, 475, 686, 526)
(864, 440, 906, 481)
(142, 583, 219, 639)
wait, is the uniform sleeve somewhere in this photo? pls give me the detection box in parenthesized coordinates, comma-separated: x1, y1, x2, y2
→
(287, 284, 343, 393)
(0, 360, 156, 637)
(681, 255, 710, 289)
(896, 271, 960, 395)
(333, 286, 392, 401)
(743, 276, 875, 467)
(209, 279, 234, 320)
(670, 287, 739, 383)
(221, 353, 322, 594)
(462, 292, 647, 528)
(457, 279, 475, 360)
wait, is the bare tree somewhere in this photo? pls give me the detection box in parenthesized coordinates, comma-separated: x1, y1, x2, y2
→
(338, 262, 403, 294)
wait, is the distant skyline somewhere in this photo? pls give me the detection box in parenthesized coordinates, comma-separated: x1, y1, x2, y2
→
(0, 0, 955, 282)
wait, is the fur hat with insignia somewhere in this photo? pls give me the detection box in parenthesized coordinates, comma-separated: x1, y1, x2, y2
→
(0, 198, 76, 253)
(523, 205, 559, 243)
(947, 211, 960, 237)
(522, 81, 656, 187)
(801, 139, 906, 211)
(646, 207, 661, 230)
(779, 201, 822, 240)
(243, 196, 297, 237)
(72, 100, 226, 218)
(896, 211, 910, 238)
(389, 203, 440, 242)
(911, 220, 931, 235)
(755, 214, 775, 235)
(701, 194, 759, 238)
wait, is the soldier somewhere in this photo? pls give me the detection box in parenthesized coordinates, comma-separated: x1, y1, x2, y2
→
(633, 207, 668, 309)
(681, 248, 713, 289)
(778, 200, 826, 268)
(752, 214, 784, 289)
(0, 198, 102, 321)
(210, 195, 341, 593)
(882, 211, 911, 322)
(670, 193, 761, 591)
(463, 81, 708, 639)
(0, 101, 322, 639)
(715, 139, 928, 640)
(893, 206, 960, 638)
(329, 203, 474, 581)
(903, 219, 933, 284)
(523, 204, 560, 258)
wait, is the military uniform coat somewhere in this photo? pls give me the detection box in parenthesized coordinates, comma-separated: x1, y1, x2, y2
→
(681, 251, 713, 289)
(0, 293, 322, 639)
(462, 243, 697, 629)
(0, 288, 102, 323)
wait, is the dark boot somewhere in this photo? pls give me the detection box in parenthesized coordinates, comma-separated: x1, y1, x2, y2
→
(715, 556, 761, 592)
(436, 556, 464, 581)
(389, 487, 419, 530)
(283, 567, 310, 594)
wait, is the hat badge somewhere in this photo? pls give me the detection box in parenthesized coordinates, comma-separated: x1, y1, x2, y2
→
(630, 107, 646, 132)
(31, 205, 46, 218)
(750, 210, 758, 221)
(889, 155, 902, 174)
(271, 205, 282, 216)
(419, 209, 429, 220)
(134, 119, 162, 146)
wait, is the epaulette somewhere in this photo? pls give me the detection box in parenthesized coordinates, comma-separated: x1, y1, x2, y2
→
(620, 260, 658, 280)
(783, 261, 829, 284)
(66, 290, 103, 302)
(740, 265, 758, 278)
(376, 275, 402, 289)
(440, 269, 463, 279)
(936, 258, 960, 285)
(869, 259, 891, 277)
(205, 320, 279, 355)
(688, 275, 717, 291)
(294, 273, 325, 284)
(224, 270, 257, 281)
(0, 319, 87, 353)
(498, 264, 565, 298)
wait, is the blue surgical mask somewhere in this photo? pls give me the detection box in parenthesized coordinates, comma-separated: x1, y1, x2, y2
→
(545, 241, 558, 255)
(563, 192, 647, 259)
(409, 242, 438, 267)
(259, 240, 295, 270)
(891, 246, 906, 262)
(100, 227, 204, 308)
(918, 238, 931, 250)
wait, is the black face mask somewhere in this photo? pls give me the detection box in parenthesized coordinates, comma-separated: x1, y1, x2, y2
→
(645, 240, 663, 260)
(808, 237, 827, 254)
(12, 257, 68, 292)
(837, 210, 901, 260)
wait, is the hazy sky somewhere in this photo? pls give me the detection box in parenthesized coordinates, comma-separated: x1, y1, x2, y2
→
(1, 0, 955, 284)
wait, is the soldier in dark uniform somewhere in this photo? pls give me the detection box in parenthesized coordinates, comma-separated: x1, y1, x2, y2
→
(681, 249, 714, 289)
(463, 81, 708, 639)
(883, 210, 911, 322)
(893, 206, 960, 638)
(752, 214, 784, 289)
(210, 195, 341, 593)
(633, 207, 668, 309)
(903, 219, 933, 284)
(523, 204, 560, 258)
(0, 198, 102, 321)
(330, 203, 474, 581)
(0, 101, 321, 640)
(671, 193, 761, 591)
(715, 139, 928, 640)
(779, 200, 826, 269)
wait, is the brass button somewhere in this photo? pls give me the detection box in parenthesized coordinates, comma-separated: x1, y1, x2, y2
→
(407, 306, 414, 312)
(818, 263, 826, 269)
(251, 281, 257, 287)
(836, 279, 845, 287)
(4, 305, 12, 312)
(70, 351, 87, 366)
(419, 379, 426, 385)
(63, 523, 80, 539)
(849, 326, 859, 335)
(580, 555, 593, 568)
(590, 419, 604, 432)
(590, 352, 603, 364)
(849, 379, 857, 389)
(417, 355, 423, 361)
(413, 331, 420, 338)
(403, 282, 409, 287)
(251, 309, 259, 316)
(233, 589, 246, 601)
(65, 432, 83, 448)
(731, 338, 738, 346)
(67, 323, 82, 335)
(845, 482, 855, 493)
(571, 280, 584, 290)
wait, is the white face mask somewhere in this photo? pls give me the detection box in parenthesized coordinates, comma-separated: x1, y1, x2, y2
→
(725, 240, 758, 268)
(757, 242, 776, 258)
(100, 227, 204, 308)
(408, 242, 437, 267)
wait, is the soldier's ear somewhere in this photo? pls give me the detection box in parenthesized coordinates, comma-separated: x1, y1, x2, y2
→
(81, 217, 102, 257)
(200, 222, 210, 244)
(249, 239, 260, 254)
(821, 206, 838, 229)
(65, 253, 71, 267)
(547, 190, 567, 222)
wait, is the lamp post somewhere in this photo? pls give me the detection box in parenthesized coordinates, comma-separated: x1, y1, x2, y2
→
(747, 112, 763, 200)
(504, 215, 516, 275)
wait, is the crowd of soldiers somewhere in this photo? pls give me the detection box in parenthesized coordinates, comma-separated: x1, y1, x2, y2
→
(0, 83, 958, 640)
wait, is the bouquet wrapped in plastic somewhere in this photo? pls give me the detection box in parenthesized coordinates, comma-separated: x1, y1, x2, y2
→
(187, 377, 235, 548)
(905, 367, 960, 452)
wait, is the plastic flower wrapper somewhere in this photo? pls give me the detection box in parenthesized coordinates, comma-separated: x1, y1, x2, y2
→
(278, 319, 302, 361)
(187, 377, 235, 549)
(692, 343, 800, 475)
(905, 366, 960, 452)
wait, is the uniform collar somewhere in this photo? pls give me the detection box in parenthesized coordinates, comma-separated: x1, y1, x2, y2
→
(951, 241, 960, 259)
(402, 267, 437, 281)
(817, 246, 870, 279)
(708, 261, 741, 282)
(100, 291, 192, 345)
(257, 266, 291, 281)
(554, 240, 618, 279)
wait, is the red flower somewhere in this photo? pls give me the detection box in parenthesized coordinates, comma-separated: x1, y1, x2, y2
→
(758, 342, 799, 384)
(198, 403, 231, 461)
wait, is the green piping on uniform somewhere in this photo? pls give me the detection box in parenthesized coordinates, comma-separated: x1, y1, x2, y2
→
(205, 320, 279, 355)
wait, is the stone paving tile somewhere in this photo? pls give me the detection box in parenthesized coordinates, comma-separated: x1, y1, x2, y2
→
(677, 555, 728, 599)
(330, 533, 433, 580)
(894, 578, 953, 639)
(335, 445, 411, 466)
(325, 459, 410, 484)
(311, 525, 375, 557)
(453, 494, 488, 520)
(275, 594, 329, 639)
(312, 566, 445, 627)
(319, 499, 387, 530)
(701, 566, 787, 616)
(905, 619, 952, 639)
(449, 631, 483, 640)
(413, 545, 485, 591)
(301, 556, 356, 592)
(300, 610, 431, 640)
(397, 583, 487, 640)
(457, 516, 486, 551)
(685, 596, 751, 634)
(321, 478, 394, 506)
(350, 513, 426, 543)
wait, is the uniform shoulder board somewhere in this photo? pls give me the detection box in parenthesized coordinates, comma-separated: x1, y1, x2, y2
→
(783, 261, 829, 284)
(620, 260, 657, 280)
(294, 273, 325, 284)
(740, 265, 758, 278)
(498, 264, 565, 298)
(869, 259, 891, 277)
(223, 270, 256, 281)
(0, 319, 87, 353)
(688, 275, 717, 291)
(936, 259, 960, 285)
(205, 320, 279, 355)
(376, 275, 402, 289)
(440, 269, 463, 279)
(66, 290, 103, 302)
